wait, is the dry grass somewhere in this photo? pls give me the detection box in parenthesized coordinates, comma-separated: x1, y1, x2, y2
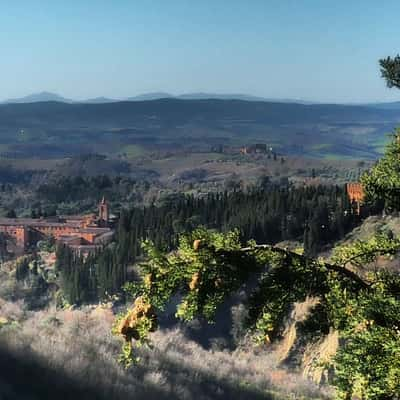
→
(0, 299, 332, 400)
(275, 297, 320, 363)
(302, 330, 339, 385)
(148, 327, 331, 399)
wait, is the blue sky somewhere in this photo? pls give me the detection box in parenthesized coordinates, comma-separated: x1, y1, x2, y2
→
(2, 0, 400, 102)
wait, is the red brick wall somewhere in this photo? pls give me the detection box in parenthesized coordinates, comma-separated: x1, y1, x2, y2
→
(80, 232, 97, 243)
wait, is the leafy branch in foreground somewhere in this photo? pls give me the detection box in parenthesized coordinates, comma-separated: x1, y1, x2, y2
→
(113, 227, 400, 399)
(361, 129, 400, 212)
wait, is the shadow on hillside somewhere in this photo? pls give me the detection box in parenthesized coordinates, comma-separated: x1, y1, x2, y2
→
(159, 276, 261, 351)
(0, 344, 276, 400)
(0, 344, 159, 400)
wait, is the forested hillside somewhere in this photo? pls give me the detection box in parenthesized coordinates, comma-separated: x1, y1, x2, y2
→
(108, 122, 400, 399)
(56, 183, 364, 304)
(110, 130, 400, 399)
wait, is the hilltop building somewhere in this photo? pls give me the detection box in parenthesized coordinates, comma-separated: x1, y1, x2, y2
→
(0, 198, 114, 255)
(240, 144, 268, 155)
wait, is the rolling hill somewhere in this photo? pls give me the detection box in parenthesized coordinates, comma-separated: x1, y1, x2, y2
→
(0, 98, 398, 159)
(3, 91, 73, 104)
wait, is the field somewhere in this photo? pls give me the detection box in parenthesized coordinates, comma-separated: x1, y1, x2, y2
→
(134, 152, 369, 186)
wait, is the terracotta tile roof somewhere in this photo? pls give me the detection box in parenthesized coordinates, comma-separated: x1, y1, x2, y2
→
(0, 219, 113, 233)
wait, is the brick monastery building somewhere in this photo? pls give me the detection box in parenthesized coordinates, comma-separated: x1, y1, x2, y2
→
(0, 198, 114, 254)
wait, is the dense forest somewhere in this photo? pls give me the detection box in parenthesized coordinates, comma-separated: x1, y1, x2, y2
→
(56, 183, 365, 304)
(116, 183, 365, 259)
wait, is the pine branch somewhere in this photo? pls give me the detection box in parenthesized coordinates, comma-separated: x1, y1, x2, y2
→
(236, 244, 371, 289)
(340, 247, 399, 269)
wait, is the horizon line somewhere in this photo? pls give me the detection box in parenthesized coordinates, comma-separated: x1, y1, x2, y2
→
(1, 90, 400, 105)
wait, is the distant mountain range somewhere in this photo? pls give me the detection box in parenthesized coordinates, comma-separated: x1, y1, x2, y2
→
(367, 101, 400, 110)
(4, 91, 400, 111)
(4, 92, 74, 104)
(2, 91, 320, 105)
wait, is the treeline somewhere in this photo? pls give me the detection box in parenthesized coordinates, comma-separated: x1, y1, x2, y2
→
(0, 165, 38, 185)
(56, 184, 363, 303)
(55, 245, 127, 304)
(117, 184, 362, 263)
(31, 174, 153, 216)
(36, 175, 142, 203)
(14, 256, 50, 309)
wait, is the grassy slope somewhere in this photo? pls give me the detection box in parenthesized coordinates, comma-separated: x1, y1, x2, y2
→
(0, 299, 328, 400)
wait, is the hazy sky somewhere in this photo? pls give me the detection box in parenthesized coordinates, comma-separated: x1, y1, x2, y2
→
(2, 0, 400, 103)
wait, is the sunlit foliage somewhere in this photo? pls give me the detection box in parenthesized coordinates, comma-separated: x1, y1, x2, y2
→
(112, 225, 400, 399)
(361, 130, 400, 212)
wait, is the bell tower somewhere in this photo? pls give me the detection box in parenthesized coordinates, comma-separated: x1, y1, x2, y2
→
(98, 196, 109, 224)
